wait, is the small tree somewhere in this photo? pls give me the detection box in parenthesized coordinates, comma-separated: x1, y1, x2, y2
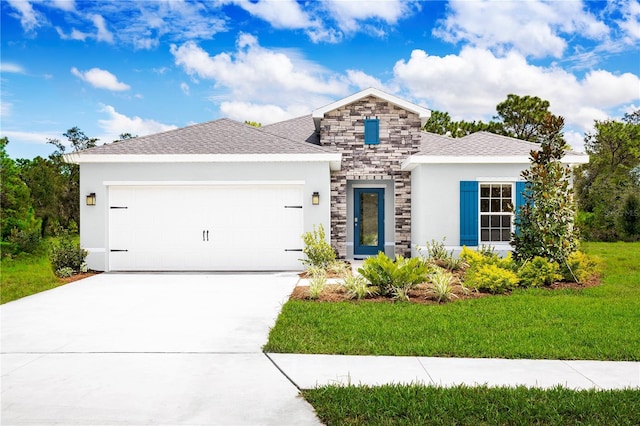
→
(512, 115, 579, 263)
(618, 192, 640, 239)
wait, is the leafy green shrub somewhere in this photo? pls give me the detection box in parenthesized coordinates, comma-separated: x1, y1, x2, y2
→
(518, 256, 562, 287)
(49, 233, 87, 273)
(561, 251, 602, 283)
(358, 252, 430, 297)
(7, 227, 41, 255)
(326, 260, 352, 277)
(429, 267, 458, 302)
(301, 224, 336, 269)
(617, 192, 640, 240)
(465, 263, 519, 294)
(55, 267, 75, 278)
(341, 274, 377, 300)
(307, 267, 327, 299)
(423, 238, 452, 262)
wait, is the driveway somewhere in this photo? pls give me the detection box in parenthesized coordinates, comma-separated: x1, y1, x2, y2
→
(1, 273, 321, 425)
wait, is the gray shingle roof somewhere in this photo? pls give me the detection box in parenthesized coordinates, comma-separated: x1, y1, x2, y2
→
(78, 118, 334, 155)
(419, 131, 582, 156)
(262, 115, 320, 145)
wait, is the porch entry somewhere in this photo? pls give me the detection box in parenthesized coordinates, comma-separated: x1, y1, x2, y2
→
(353, 188, 385, 256)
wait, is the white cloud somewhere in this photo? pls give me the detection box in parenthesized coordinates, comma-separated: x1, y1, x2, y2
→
(222, 0, 313, 29)
(322, 0, 415, 34)
(0, 63, 26, 73)
(6, 0, 41, 33)
(393, 46, 640, 133)
(434, 0, 609, 58)
(180, 82, 190, 95)
(51, 0, 75, 12)
(1, 130, 58, 145)
(98, 105, 177, 141)
(220, 101, 311, 125)
(71, 67, 130, 91)
(90, 14, 114, 43)
(56, 27, 90, 41)
(171, 33, 348, 110)
(616, 0, 640, 42)
(345, 70, 386, 91)
(564, 130, 585, 152)
(1, 102, 12, 118)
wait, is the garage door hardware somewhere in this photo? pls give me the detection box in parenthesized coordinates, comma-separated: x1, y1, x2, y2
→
(284, 249, 303, 252)
(284, 205, 303, 208)
(202, 230, 210, 241)
(110, 249, 128, 252)
(110, 206, 128, 209)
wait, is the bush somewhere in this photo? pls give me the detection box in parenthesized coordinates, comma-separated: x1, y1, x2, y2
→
(301, 224, 336, 269)
(465, 263, 519, 294)
(518, 256, 562, 287)
(460, 246, 516, 271)
(341, 274, 377, 300)
(55, 266, 75, 278)
(326, 260, 352, 277)
(617, 192, 640, 240)
(429, 267, 458, 302)
(460, 245, 485, 265)
(7, 227, 41, 255)
(358, 252, 430, 297)
(561, 251, 602, 283)
(49, 233, 87, 273)
(423, 238, 452, 262)
(307, 267, 327, 300)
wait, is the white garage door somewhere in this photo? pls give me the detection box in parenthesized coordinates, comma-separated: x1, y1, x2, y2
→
(108, 185, 304, 271)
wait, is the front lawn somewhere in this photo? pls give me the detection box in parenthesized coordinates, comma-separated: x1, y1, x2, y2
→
(303, 384, 640, 426)
(1, 251, 62, 304)
(264, 242, 640, 360)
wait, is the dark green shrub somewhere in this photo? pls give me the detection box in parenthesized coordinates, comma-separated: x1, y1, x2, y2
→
(55, 267, 75, 278)
(358, 252, 430, 298)
(617, 192, 640, 240)
(49, 233, 87, 273)
(301, 224, 336, 269)
(518, 256, 561, 287)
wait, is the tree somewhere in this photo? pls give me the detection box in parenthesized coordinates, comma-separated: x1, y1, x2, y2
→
(575, 112, 640, 240)
(0, 138, 41, 253)
(244, 121, 262, 128)
(495, 94, 563, 143)
(113, 133, 136, 143)
(422, 110, 503, 137)
(511, 115, 579, 263)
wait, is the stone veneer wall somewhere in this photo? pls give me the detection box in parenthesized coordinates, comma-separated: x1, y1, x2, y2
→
(319, 96, 423, 258)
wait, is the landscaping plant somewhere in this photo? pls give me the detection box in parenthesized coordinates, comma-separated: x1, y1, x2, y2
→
(307, 267, 327, 300)
(561, 250, 602, 283)
(49, 231, 88, 277)
(358, 252, 430, 297)
(429, 267, 458, 302)
(341, 274, 377, 300)
(300, 224, 336, 269)
(518, 256, 561, 287)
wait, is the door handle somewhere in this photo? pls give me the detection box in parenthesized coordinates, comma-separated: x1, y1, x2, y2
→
(203, 230, 206, 241)
(206, 230, 209, 241)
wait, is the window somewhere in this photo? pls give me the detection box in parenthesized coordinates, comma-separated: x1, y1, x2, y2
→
(479, 183, 514, 242)
(364, 118, 380, 145)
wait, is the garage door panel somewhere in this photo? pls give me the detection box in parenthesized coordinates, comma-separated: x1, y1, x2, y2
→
(109, 185, 304, 271)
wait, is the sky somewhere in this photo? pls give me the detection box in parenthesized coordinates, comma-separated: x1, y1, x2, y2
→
(1, 0, 639, 159)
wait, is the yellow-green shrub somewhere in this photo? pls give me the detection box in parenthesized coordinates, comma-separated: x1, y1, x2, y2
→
(460, 246, 484, 265)
(465, 263, 519, 294)
(561, 251, 602, 283)
(518, 256, 561, 287)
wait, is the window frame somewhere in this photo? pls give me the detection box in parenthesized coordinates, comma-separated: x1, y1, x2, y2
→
(478, 182, 515, 244)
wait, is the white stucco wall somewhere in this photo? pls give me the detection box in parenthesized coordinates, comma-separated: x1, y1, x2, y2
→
(79, 161, 332, 270)
(411, 163, 528, 256)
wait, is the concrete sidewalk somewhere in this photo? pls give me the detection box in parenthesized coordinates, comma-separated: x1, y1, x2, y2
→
(268, 353, 640, 390)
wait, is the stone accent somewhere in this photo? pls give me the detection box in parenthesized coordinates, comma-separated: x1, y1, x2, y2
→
(319, 96, 423, 258)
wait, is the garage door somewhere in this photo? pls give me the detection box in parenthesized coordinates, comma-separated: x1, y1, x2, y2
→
(108, 185, 304, 271)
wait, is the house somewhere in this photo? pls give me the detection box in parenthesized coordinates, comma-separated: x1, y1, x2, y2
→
(67, 88, 588, 271)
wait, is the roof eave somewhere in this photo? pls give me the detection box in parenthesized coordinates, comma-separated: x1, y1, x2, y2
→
(66, 153, 342, 170)
(401, 153, 589, 171)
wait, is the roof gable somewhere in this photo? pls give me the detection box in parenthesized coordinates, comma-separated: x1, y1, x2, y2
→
(311, 88, 431, 130)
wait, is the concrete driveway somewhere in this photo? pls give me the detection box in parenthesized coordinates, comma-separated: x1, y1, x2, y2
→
(1, 273, 321, 425)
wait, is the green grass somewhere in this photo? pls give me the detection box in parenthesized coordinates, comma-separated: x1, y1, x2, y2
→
(303, 384, 640, 426)
(264, 242, 640, 360)
(1, 249, 63, 304)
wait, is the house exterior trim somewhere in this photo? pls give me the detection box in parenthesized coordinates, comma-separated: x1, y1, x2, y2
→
(402, 154, 589, 170)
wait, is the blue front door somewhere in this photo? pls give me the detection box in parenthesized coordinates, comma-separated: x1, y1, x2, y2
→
(354, 188, 385, 256)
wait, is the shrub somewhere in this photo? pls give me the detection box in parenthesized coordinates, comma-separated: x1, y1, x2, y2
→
(423, 238, 452, 262)
(358, 252, 430, 297)
(460, 246, 484, 265)
(341, 274, 376, 300)
(460, 246, 515, 271)
(442, 256, 465, 271)
(301, 224, 336, 269)
(518, 256, 562, 287)
(617, 192, 640, 240)
(7, 227, 41, 255)
(561, 251, 602, 283)
(55, 267, 75, 278)
(326, 260, 352, 277)
(429, 267, 458, 302)
(465, 263, 519, 294)
(49, 233, 87, 273)
(307, 267, 327, 299)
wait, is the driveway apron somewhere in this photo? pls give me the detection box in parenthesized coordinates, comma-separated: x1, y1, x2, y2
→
(1, 273, 321, 425)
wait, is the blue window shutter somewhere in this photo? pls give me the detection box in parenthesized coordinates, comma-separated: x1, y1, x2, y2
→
(364, 119, 379, 145)
(460, 181, 478, 246)
(514, 181, 528, 234)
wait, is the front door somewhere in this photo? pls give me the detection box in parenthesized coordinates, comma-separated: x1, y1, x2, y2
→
(354, 188, 385, 256)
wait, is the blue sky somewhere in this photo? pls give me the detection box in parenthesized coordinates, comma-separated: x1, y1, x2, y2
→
(1, 0, 639, 159)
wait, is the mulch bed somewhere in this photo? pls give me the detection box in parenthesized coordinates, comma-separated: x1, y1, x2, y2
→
(60, 271, 101, 284)
(291, 277, 601, 304)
